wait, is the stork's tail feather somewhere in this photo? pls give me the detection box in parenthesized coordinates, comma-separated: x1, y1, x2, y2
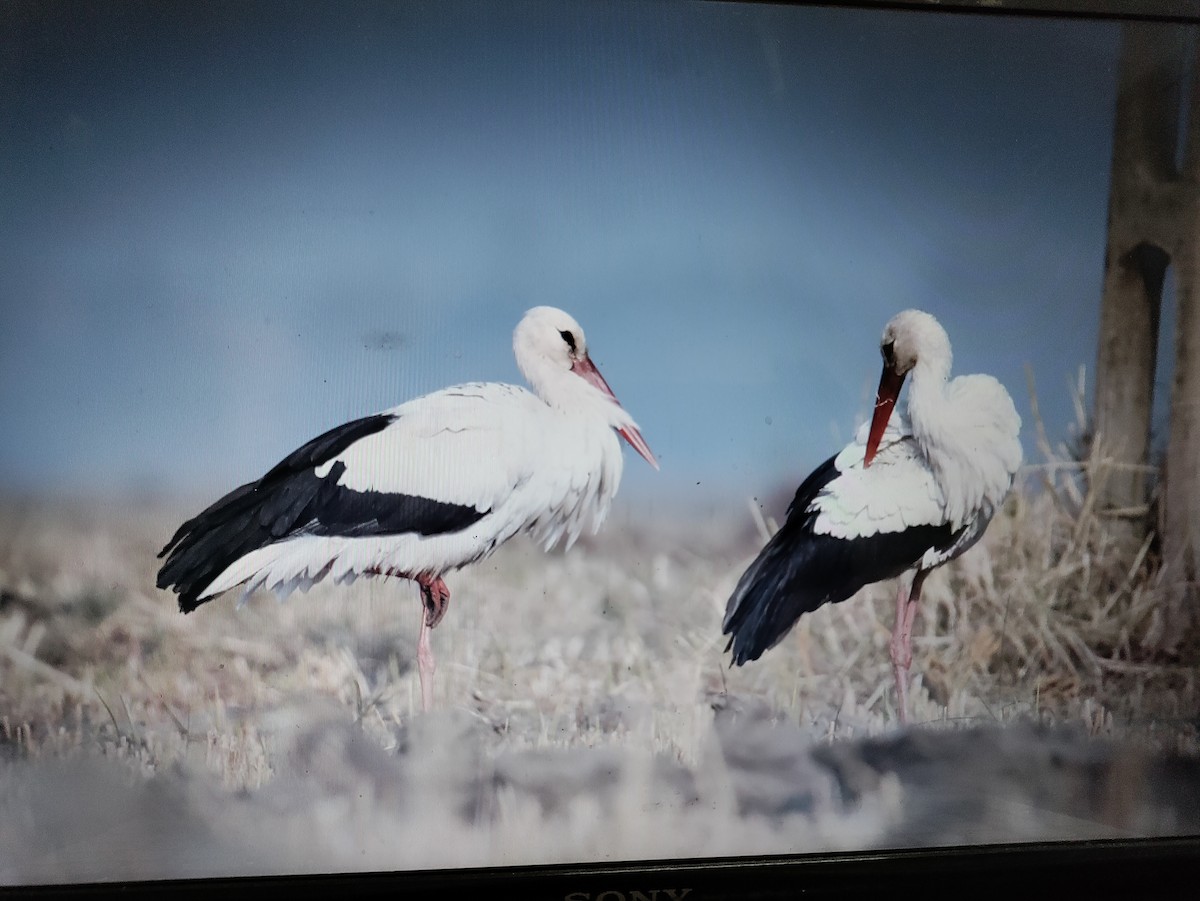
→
(721, 526, 832, 667)
(156, 479, 298, 613)
(157, 412, 401, 612)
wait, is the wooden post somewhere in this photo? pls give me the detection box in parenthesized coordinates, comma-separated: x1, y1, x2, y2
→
(1092, 23, 1189, 540)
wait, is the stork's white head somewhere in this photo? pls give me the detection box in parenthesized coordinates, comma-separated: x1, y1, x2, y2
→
(513, 306, 590, 378)
(879, 309, 952, 380)
(513, 306, 658, 470)
(865, 309, 952, 467)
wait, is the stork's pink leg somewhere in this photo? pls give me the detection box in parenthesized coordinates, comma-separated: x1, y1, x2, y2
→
(889, 569, 928, 726)
(413, 574, 450, 713)
(416, 611, 435, 713)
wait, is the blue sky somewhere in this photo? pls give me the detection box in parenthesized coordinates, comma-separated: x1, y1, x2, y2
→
(0, 1, 1167, 511)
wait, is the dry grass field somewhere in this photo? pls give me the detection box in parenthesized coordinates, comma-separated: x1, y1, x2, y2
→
(3, 405, 1200, 885)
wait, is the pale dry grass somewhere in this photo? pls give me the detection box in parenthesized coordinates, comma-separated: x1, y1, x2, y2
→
(2, 377, 1199, 882)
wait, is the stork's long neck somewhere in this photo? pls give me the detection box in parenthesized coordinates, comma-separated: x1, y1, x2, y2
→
(906, 355, 952, 446)
(905, 355, 975, 524)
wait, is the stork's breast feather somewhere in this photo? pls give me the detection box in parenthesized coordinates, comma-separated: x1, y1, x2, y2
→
(942, 373, 1023, 517)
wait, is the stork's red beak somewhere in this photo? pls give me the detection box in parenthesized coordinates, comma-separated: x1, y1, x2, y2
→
(572, 355, 659, 470)
(864, 365, 905, 467)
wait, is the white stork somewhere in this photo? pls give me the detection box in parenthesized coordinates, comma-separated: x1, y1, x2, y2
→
(157, 305, 658, 712)
(722, 309, 1021, 725)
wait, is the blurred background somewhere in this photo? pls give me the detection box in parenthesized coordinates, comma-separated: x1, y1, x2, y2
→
(0, 0, 1150, 512)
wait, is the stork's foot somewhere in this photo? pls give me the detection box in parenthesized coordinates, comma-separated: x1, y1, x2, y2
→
(890, 656, 911, 727)
(417, 575, 451, 628)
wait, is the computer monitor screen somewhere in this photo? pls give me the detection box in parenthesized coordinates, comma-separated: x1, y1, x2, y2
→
(2, 0, 1197, 893)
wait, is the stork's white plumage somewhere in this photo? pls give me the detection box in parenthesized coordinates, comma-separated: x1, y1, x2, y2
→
(722, 309, 1021, 725)
(157, 306, 658, 711)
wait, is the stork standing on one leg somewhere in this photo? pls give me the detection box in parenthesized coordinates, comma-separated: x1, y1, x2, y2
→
(721, 309, 1021, 724)
(156, 306, 658, 712)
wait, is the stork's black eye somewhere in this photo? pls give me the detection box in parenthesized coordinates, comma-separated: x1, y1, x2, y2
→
(559, 329, 577, 353)
(881, 340, 896, 364)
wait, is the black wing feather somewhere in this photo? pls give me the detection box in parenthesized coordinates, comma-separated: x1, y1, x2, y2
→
(156, 413, 487, 614)
(722, 453, 962, 666)
(158, 414, 396, 557)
